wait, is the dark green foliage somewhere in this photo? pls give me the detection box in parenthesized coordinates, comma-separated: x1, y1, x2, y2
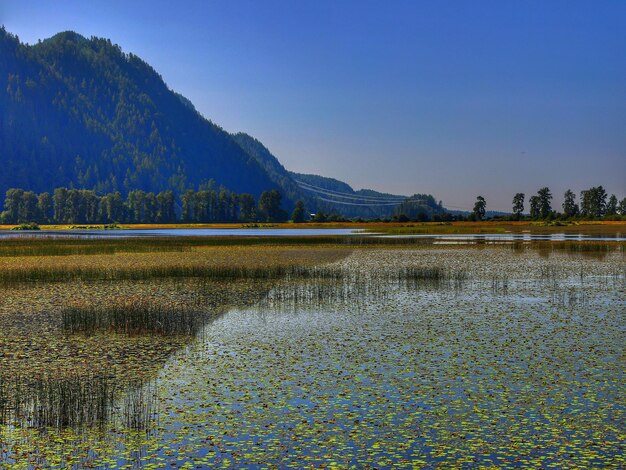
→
(562, 189, 579, 217)
(472, 196, 486, 221)
(258, 190, 288, 222)
(580, 186, 607, 218)
(0, 29, 278, 201)
(11, 222, 40, 230)
(0, 186, 275, 223)
(291, 200, 307, 223)
(529, 195, 540, 218)
(512, 193, 524, 217)
(239, 194, 256, 222)
(537, 187, 553, 218)
(605, 194, 618, 216)
(618, 198, 626, 216)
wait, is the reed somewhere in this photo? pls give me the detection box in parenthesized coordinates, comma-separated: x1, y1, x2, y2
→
(62, 301, 206, 336)
(0, 373, 155, 431)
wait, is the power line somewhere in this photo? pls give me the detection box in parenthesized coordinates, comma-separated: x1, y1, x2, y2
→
(317, 197, 402, 206)
(295, 180, 406, 202)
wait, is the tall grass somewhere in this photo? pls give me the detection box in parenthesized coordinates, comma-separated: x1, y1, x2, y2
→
(0, 374, 156, 430)
(62, 301, 206, 336)
(0, 235, 446, 257)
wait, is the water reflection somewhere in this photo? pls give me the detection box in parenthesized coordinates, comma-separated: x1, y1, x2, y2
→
(0, 247, 623, 467)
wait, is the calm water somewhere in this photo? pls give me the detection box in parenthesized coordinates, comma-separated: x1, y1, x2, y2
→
(379, 232, 626, 242)
(0, 228, 361, 238)
(1, 247, 624, 467)
(0, 228, 624, 242)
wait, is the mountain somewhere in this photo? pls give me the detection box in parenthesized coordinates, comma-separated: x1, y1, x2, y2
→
(290, 172, 407, 219)
(0, 28, 278, 199)
(1, 27, 445, 220)
(231, 133, 409, 218)
(231, 133, 307, 211)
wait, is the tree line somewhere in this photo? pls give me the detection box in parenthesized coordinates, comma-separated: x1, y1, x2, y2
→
(0, 187, 296, 225)
(471, 186, 626, 221)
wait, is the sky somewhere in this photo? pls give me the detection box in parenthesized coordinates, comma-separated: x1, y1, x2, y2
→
(1, 0, 625, 211)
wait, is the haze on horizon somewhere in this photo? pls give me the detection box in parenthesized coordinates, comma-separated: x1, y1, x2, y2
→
(2, 0, 624, 212)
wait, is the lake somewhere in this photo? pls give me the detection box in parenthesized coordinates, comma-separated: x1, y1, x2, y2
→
(0, 243, 624, 467)
(0, 227, 624, 242)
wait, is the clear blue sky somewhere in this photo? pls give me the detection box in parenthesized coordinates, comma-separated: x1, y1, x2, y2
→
(2, 0, 625, 211)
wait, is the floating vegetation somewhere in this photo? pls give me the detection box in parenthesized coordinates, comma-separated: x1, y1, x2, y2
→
(0, 242, 624, 467)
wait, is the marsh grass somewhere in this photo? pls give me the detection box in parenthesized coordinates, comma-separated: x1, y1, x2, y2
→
(62, 302, 207, 336)
(0, 236, 425, 257)
(0, 373, 155, 431)
(0, 237, 193, 257)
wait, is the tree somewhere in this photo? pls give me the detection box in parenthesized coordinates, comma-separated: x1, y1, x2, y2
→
(239, 194, 256, 222)
(258, 190, 286, 222)
(53, 188, 68, 223)
(291, 200, 307, 223)
(99, 192, 124, 222)
(3, 188, 24, 223)
(472, 196, 486, 221)
(37, 192, 52, 223)
(181, 190, 195, 222)
(126, 190, 146, 223)
(605, 194, 618, 216)
(580, 186, 607, 218)
(562, 189, 578, 218)
(156, 190, 176, 223)
(537, 187, 552, 218)
(512, 193, 524, 218)
(617, 198, 626, 216)
(529, 195, 540, 218)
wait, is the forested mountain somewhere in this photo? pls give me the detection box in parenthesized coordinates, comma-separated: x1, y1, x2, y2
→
(0, 29, 277, 200)
(1, 27, 446, 221)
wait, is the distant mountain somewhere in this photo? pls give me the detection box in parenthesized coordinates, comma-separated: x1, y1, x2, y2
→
(231, 133, 411, 218)
(0, 29, 277, 199)
(290, 172, 408, 219)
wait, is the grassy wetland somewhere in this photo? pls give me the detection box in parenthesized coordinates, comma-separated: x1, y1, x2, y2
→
(0, 235, 624, 468)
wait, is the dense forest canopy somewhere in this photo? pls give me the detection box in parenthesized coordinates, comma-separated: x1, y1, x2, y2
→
(0, 28, 277, 200)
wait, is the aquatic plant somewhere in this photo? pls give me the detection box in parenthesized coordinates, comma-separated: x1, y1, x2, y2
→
(62, 301, 207, 336)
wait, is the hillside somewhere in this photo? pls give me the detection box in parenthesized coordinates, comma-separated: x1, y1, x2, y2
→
(0, 29, 277, 199)
(231, 133, 412, 218)
(231, 133, 307, 211)
(0, 27, 446, 221)
(290, 172, 407, 219)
